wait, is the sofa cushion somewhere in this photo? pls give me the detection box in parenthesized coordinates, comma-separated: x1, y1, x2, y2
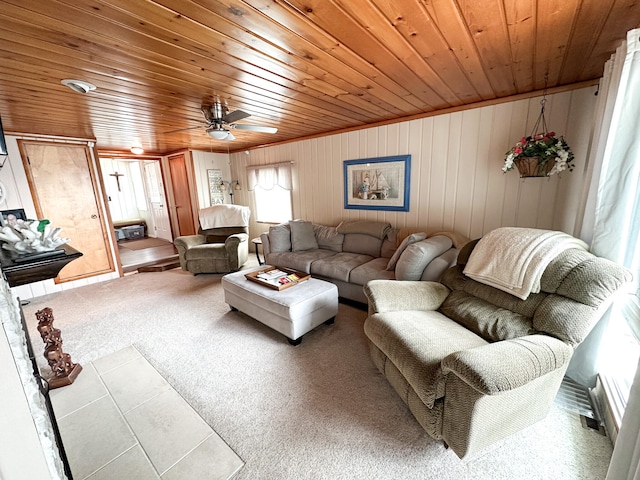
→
(364, 310, 487, 409)
(310, 252, 374, 282)
(266, 249, 335, 273)
(269, 223, 291, 252)
(386, 232, 427, 270)
(289, 220, 318, 251)
(350, 257, 395, 286)
(185, 243, 227, 260)
(342, 233, 383, 257)
(313, 224, 344, 253)
(395, 236, 453, 280)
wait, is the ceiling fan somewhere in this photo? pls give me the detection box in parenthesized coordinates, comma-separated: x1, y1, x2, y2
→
(167, 103, 278, 141)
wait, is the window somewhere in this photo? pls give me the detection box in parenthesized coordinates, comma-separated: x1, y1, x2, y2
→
(247, 162, 293, 224)
(254, 185, 292, 223)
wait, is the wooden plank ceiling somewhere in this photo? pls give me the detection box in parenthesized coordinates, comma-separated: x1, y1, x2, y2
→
(0, 0, 638, 154)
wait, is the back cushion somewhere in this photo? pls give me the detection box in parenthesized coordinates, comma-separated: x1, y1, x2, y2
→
(269, 223, 291, 252)
(440, 242, 631, 346)
(313, 224, 344, 252)
(342, 233, 383, 257)
(201, 226, 248, 243)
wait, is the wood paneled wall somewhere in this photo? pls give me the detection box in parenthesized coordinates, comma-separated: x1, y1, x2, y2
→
(230, 86, 597, 242)
(190, 150, 232, 210)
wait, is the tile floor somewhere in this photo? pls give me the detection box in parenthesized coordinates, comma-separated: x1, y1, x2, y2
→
(50, 346, 244, 480)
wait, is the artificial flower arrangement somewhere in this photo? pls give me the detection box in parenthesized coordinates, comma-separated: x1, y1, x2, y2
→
(503, 131, 575, 176)
(0, 217, 69, 254)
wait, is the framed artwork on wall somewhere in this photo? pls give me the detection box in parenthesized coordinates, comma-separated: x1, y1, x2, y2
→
(343, 154, 411, 211)
(207, 169, 224, 205)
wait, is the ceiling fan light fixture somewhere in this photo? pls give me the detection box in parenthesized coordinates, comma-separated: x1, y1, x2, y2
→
(130, 146, 144, 155)
(207, 128, 229, 140)
(61, 79, 96, 94)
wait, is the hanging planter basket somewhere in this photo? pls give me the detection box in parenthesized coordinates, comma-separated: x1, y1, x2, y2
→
(503, 91, 575, 177)
(514, 156, 555, 178)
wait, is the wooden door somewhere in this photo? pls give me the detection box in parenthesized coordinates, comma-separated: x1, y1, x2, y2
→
(19, 141, 114, 283)
(144, 161, 172, 241)
(168, 153, 196, 236)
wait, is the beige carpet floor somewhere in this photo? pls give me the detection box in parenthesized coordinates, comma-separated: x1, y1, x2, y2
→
(22, 264, 614, 480)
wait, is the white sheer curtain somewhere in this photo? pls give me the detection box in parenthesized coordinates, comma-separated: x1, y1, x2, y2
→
(568, 28, 640, 387)
(246, 162, 292, 191)
(569, 28, 640, 480)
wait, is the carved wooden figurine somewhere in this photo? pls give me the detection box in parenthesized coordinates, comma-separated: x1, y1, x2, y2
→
(36, 307, 82, 389)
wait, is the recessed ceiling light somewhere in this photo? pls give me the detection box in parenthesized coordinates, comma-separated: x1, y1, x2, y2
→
(61, 79, 96, 94)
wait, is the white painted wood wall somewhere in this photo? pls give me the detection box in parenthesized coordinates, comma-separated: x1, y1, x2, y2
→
(227, 86, 597, 242)
(1, 86, 597, 298)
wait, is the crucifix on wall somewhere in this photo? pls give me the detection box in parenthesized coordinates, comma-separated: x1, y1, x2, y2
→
(110, 171, 124, 191)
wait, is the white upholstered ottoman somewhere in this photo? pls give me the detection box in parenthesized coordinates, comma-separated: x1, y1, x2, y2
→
(221, 268, 339, 345)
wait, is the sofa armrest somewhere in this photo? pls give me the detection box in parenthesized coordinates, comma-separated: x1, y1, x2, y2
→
(260, 232, 271, 256)
(364, 279, 450, 315)
(441, 335, 573, 395)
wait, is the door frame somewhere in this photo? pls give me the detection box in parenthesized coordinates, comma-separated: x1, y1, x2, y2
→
(97, 150, 175, 273)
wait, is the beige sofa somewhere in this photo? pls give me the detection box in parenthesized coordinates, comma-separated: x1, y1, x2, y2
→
(260, 219, 464, 303)
(363, 235, 632, 458)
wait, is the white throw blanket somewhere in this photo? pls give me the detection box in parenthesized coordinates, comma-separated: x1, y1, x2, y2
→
(199, 205, 250, 229)
(463, 227, 588, 300)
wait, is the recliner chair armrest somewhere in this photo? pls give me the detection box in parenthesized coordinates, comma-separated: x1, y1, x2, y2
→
(225, 233, 249, 271)
(224, 233, 248, 252)
(364, 279, 450, 315)
(174, 234, 207, 250)
(441, 335, 573, 395)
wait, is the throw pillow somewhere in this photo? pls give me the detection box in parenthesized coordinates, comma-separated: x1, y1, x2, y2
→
(395, 235, 453, 280)
(289, 220, 318, 252)
(269, 223, 291, 252)
(385, 232, 427, 270)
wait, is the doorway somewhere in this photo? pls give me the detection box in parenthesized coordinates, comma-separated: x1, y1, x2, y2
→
(99, 156, 177, 272)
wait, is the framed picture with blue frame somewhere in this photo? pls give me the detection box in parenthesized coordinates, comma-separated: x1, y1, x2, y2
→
(343, 154, 411, 211)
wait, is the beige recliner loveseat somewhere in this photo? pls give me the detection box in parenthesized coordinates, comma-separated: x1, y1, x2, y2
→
(364, 228, 632, 458)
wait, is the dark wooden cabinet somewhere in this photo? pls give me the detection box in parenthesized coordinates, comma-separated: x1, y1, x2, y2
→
(0, 244, 83, 287)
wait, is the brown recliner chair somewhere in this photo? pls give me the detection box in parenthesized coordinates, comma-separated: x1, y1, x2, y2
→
(174, 205, 250, 274)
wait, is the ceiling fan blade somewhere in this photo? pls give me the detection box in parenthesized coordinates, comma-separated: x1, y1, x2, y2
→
(231, 124, 278, 134)
(223, 109, 251, 124)
(164, 125, 204, 134)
